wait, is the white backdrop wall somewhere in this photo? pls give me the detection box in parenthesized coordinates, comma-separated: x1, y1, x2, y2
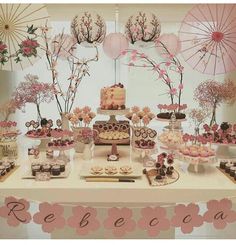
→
(1, 4, 235, 134)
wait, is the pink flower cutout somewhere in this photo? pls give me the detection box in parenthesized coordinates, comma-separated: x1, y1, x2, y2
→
(165, 61, 171, 67)
(159, 69, 166, 78)
(104, 207, 136, 237)
(138, 207, 170, 237)
(203, 198, 236, 229)
(171, 203, 203, 234)
(120, 50, 127, 56)
(178, 84, 184, 90)
(0, 196, 31, 227)
(33, 202, 66, 233)
(170, 88, 177, 95)
(67, 206, 100, 235)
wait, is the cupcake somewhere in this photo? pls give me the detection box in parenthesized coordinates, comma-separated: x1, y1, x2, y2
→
(220, 161, 227, 169)
(0, 166, 6, 177)
(51, 165, 61, 176)
(3, 162, 11, 172)
(42, 164, 51, 173)
(225, 163, 233, 174)
(32, 165, 41, 176)
(229, 166, 236, 177)
(9, 161, 15, 169)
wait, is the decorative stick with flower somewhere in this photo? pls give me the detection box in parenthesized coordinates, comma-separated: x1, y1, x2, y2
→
(125, 106, 155, 127)
(66, 106, 96, 128)
(121, 41, 184, 109)
(40, 25, 99, 115)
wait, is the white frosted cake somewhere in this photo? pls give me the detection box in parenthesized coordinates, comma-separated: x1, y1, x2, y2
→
(100, 83, 126, 110)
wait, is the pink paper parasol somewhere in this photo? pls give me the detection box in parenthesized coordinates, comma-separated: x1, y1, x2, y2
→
(179, 4, 236, 75)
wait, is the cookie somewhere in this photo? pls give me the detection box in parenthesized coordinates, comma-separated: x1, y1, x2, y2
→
(105, 166, 117, 175)
(90, 166, 103, 175)
(120, 165, 132, 175)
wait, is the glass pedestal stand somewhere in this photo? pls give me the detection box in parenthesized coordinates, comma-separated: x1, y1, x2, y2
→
(48, 145, 74, 163)
(212, 143, 236, 160)
(97, 108, 130, 123)
(132, 146, 158, 166)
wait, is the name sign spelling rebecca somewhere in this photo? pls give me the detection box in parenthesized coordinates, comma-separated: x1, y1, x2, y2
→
(0, 196, 236, 237)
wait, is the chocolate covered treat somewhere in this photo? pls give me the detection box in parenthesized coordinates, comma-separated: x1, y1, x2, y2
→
(157, 112, 186, 120)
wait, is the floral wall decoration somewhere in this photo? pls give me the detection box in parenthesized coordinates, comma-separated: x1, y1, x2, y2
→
(12, 74, 55, 121)
(0, 4, 49, 71)
(39, 27, 99, 116)
(194, 79, 236, 126)
(121, 39, 184, 112)
(125, 11, 161, 45)
(71, 12, 106, 47)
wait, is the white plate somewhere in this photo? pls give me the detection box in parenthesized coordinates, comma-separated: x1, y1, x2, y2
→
(22, 167, 70, 179)
(80, 163, 142, 178)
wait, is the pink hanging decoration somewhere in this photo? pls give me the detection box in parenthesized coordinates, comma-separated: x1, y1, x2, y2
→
(0, 196, 31, 227)
(103, 33, 129, 59)
(156, 33, 181, 57)
(33, 202, 66, 233)
(179, 4, 236, 75)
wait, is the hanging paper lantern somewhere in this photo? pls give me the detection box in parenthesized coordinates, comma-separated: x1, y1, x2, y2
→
(156, 33, 181, 58)
(71, 11, 106, 47)
(125, 11, 161, 46)
(103, 33, 129, 60)
(51, 34, 77, 60)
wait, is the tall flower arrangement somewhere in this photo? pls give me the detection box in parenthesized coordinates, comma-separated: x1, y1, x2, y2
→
(12, 74, 55, 120)
(122, 40, 184, 109)
(40, 27, 99, 115)
(194, 79, 236, 126)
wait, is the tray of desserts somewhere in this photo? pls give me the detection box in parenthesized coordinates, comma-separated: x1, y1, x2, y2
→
(48, 139, 75, 150)
(22, 160, 70, 179)
(80, 163, 142, 178)
(0, 160, 19, 182)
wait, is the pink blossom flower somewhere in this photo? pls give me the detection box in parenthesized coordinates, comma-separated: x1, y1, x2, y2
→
(171, 203, 203, 234)
(166, 77, 171, 84)
(157, 104, 163, 110)
(138, 207, 170, 237)
(178, 84, 184, 90)
(120, 50, 127, 56)
(142, 106, 151, 114)
(0, 196, 31, 227)
(103, 207, 136, 237)
(211, 124, 219, 132)
(168, 54, 174, 59)
(140, 53, 147, 58)
(159, 69, 166, 78)
(33, 202, 65, 233)
(177, 65, 184, 73)
(22, 47, 33, 56)
(67, 206, 100, 235)
(0, 43, 7, 51)
(131, 50, 138, 55)
(203, 198, 236, 229)
(169, 88, 177, 95)
(153, 64, 160, 71)
(165, 61, 171, 67)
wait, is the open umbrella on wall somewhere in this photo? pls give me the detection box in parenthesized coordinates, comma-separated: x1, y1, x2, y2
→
(179, 4, 236, 75)
(0, 3, 50, 71)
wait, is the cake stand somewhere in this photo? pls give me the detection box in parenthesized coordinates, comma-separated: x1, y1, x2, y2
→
(25, 135, 50, 151)
(132, 145, 158, 165)
(156, 117, 186, 130)
(48, 144, 74, 162)
(98, 137, 128, 161)
(211, 143, 236, 160)
(97, 108, 130, 123)
(177, 152, 216, 173)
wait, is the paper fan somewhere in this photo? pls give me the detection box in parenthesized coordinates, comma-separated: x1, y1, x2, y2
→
(179, 4, 236, 75)
(0, 3, 50, 71)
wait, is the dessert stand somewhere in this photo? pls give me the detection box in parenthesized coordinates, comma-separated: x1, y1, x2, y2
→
(132, 145, 158, 165)
(212, 143, 236, 159)
(97, 108, 130, 123)
(48, 144, 74, 162)
(177, 152, 216, 173)
(98, 137, 128, 161)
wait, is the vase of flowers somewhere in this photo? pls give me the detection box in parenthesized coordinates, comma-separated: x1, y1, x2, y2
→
(81, 128, 96, 161)
(67, 106, 96, 153)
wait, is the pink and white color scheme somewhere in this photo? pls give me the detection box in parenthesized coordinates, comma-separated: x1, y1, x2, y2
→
(179, 4, 236, 75)
(103, 33, 129, 59)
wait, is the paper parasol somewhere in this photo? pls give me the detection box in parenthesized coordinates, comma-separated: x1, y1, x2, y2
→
(179, 4, 236, 75)
(0, 3, 50, 71)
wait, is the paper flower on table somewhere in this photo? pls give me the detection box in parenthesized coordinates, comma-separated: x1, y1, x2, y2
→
(33, 202, 66, 233)
(125, 106, 155, 127)
(0, 196, 31, 227)
(103, 207, 136, 237)
(171, 203, 203, 234)
(67, 206, 100, 235)
(0, 40, 8, 65)
(137, 207, 170, 237)
(203, 198, 236, 229)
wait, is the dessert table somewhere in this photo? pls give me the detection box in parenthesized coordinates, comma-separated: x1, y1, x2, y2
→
(0, 138, 236, 238)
